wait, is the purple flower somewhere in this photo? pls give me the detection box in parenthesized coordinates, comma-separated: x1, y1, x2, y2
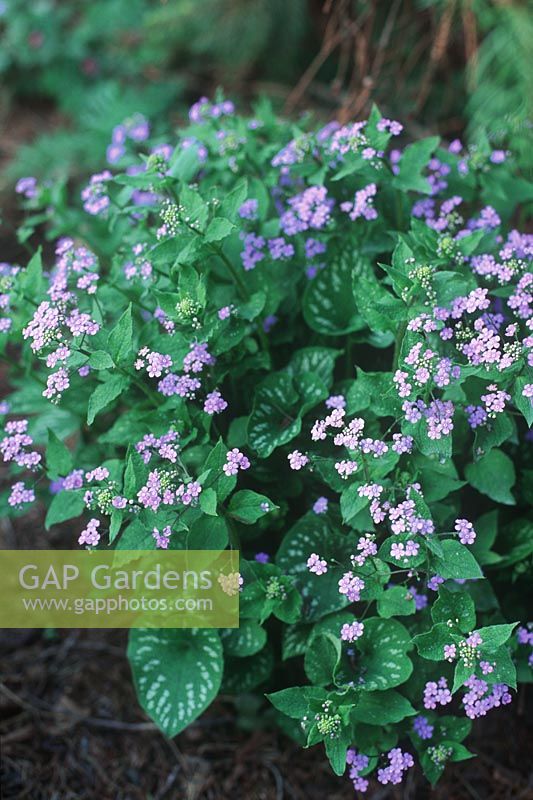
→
(112, 496, 127, 509)
(81, 171, 112, 216)
(428, 575, 444, 591)
(340, 621, 364, 642)
(78, 518, 101, 547)
(455, 518, 476, 545)
(338, 572, 364, 601)
(223, 448, 250, 476)
(341, 183, 378, 221)
(106, 143, 125, 164)
(153, 526, 172, 549)
(203, 390, 228, 415)
(424, 678, 452, 710)
(444, 644, 457, 661)
(305, 238, 326, 259)
(287, 450, 309, 471)
(280, 186, 333, 235)
(307, 553, 328, 575)
(462, 675, 512, 718)
(377, 748, 414, 786)
(268, 237, 294, 260)
(238, 199, 259, 220)
(8, 481, 35, 509)
(240, 233, 265, 271)
(413, 715, 434, 740)
(15, 176, 38, 199)
(183, 342, 215, 374)
(313, 496, 328, 514)
(263, 315, 278, 333)
(325, 394, 346, 410)
(346, 749, 369, 792)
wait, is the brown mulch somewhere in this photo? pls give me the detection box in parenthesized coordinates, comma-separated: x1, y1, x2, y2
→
(0, 626, 532, 800)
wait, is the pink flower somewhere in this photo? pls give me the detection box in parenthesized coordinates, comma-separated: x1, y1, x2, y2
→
(307, 553, 328, 575)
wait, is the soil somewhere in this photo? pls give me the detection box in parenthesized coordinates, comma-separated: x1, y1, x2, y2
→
(0, 623, 531, 800)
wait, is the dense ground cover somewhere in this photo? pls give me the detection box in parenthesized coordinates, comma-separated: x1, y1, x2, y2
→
(1, 97, 532, 794)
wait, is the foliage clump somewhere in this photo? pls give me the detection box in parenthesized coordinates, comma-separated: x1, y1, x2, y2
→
(2, 96, 532, 791)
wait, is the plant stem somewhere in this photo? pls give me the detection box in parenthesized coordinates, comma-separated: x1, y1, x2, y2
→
(392, 319, 408, 371)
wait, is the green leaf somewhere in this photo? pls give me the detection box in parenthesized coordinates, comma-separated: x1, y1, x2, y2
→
(123, 447, 149, 497)
(205, 217, 235, 243)
(108, 304, 133, 364)
(345, 369, 401, 418)
(267, 686, 327, 720)
(221, 621, 266, 657)
(355, 617, 413, 690)
(273, 586, 303, 624)
(276, 513, 352, 621)
(470, 511, 500, 566)
(465, 449, 516, 505)
(228, 490, 276, 524)
(287, 347, 340, 388)
(188, 516, 229, 550)
(351, 690, 416, 724)
(304, 632, 341, 685)
(249, 368, 327, 458)
(393, 136, 440, 193)
(303, 249, 369, 335)
(45, 490, 85, 529)
(514, 372, 533, 426)
(340, 483, 369, 524)
(354, 275, 405, 333)
(220, 179, 248, 219)
(431, 588, 476, 633)
(238, 291, 266, 321)
(494, 518, 533, 568)
(109, 510, 123, 543)
(452, 659, 473, 693)
(21, 248, 43, 297)
(179, 185, 208, 232)
(128, 629, 223, 737)
(282, 623, 311, 661)
(324, 729, 351, 776)
(168, 145, 200, 181)
(199, 487, 218, 516)
(115, 517, 156, 550)
(203, 439, 236, 502)
(377, 586, 416, 618)
(45, 429, 73, 477)
(435, 715, 472, 742)
(476, 623, 518, 652)
(417, 455, 465, 502)
(473, 414, 514, 460)
(413, 623, 461, 660)
(487, 645, 517, 689)
(88, 350, 114, 370)
(431, 540, 483, 580)
(222, 644, 274, 692)
(87, 375, 129, 425)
